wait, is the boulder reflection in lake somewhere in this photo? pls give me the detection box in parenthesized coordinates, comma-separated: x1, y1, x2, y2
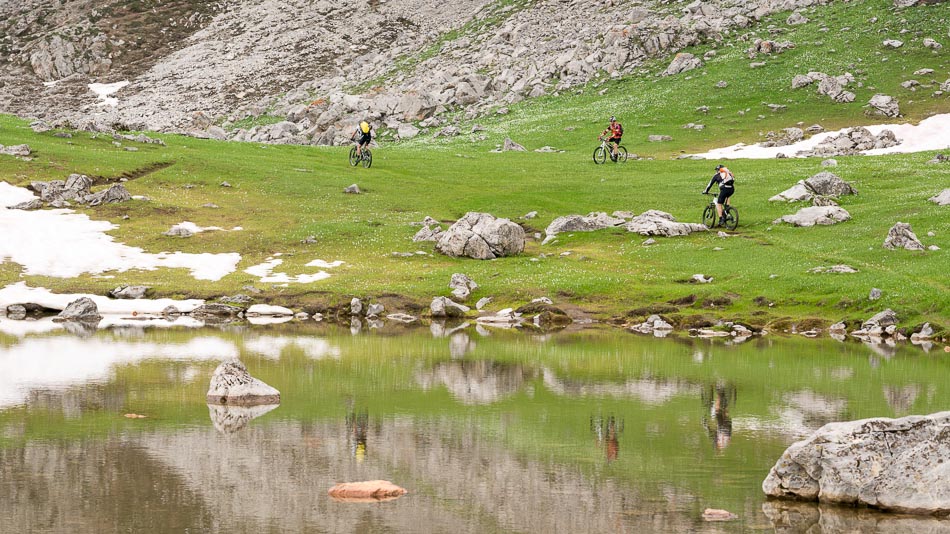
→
(208, 403, 279, 433)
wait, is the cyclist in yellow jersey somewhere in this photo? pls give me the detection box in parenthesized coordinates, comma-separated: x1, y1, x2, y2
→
(351, 120, 373, 158)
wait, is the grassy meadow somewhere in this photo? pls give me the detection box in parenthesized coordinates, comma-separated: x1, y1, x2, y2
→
(0, 0, 948, 331)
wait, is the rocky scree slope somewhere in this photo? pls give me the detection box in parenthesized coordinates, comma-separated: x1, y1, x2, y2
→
(0, 0, 932, 146)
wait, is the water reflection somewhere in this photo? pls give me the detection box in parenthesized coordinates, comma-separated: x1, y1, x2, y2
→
(208, 403, 279, 433)
(346, 410, 370, 463)
(590, 415, 624, 464)
(416, 361, 529, 404)
(762, 500, 950, 533)
(702, 381, 736, 451)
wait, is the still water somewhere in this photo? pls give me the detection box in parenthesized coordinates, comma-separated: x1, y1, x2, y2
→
(1, 320, 948, 533)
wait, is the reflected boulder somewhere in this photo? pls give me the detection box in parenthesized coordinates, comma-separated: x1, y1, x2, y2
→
(206, 359, 280, 406)
(327, 480, 407, 502)
(208, 403, 279, 433)
(416, 361, 528, 404)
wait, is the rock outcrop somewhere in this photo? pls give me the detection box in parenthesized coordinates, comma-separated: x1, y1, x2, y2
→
(436, 212, 525, 259)
(206, 359, 281, 406)
(545, 212, 626, 235)
(883, 222, 924, 251)
(773, 206, 851, 227)
(430, 296, 470, 318)
(625, 210, 707, 236)
(868, 94, 900, 117)
(770, 172, 857, 202)
(797, 127, 899, 158)
(763, 412, 950, 514)
(449, 273, 478, 301)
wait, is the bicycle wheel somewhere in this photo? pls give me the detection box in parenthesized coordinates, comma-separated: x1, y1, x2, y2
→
(361, 149, 372, 168)
(615, 146, 628, 163)
(348, 146, 360, 166)
(702, 205, 716, 228)
(724, 206, 738, 230)
(592, 146, 607, 164)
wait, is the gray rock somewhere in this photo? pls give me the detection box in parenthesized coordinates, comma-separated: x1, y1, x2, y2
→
(786, 12, 808, 25)
(882, 39, 904, 48)
(412, 225, 443, 242)
(397, 123, 420, 139)
(929, 189, 950, 206)
(366, 303, 385, 317)
(869, 288, 883, 301)
(883, 222, 924, 250)
(476, 297, 492, 310)
(763, 411, 950, 514)
(868, 94, 900, 117)
(805, 172, 857, 197)
(430, 296, 470, 318)
(11, 199, 44, 210)
(769, 182, 813, 202)
(206, 359, 280, 406)
(191, 303, 243, 320)
(821, 159, 838, 167)
(648, 135, 673, 142)
(545, 212, 625, 235)
(774, 206, 851, 227)
(449, 273, 478, 301)
(350, 297, 363, 316)
(502, 138, 527, 152)
(108, 285, 149, 299)
(53, 297, 101, 323)
(436, 212, 525, 260)
(163, 224, 195, 238)
(5, 304, 28, 320)
(86, 183, 131, 206)
(625, 210, 708, 236)
(0, 144, 31, 157)
(344, 184, 360, 194)
(162, 305, 181, 317)
(864, 308, 898, 330)
(663, 52, 702, 76)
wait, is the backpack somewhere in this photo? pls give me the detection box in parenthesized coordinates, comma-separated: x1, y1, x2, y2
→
(359, 121, 370, 134)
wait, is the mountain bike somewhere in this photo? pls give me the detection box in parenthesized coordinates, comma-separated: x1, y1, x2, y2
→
(702, 193, 738, 230)
(349, 144, 372, 168)
(592, 136, 627, 164)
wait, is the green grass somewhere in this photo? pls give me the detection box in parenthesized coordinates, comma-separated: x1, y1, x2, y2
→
(0, 0, 948, 330)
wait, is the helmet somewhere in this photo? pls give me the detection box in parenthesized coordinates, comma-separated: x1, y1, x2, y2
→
(715, 164, 725, 171)
(609, 116, 616, 122)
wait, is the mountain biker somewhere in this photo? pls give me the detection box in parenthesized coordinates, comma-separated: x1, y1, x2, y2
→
(703, 164, 735, 226)
(600, 116, 624, 161)
(351, 120, 373, 158)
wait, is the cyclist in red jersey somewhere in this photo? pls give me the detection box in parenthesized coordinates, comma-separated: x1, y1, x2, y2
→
(600, 116, 624, 161)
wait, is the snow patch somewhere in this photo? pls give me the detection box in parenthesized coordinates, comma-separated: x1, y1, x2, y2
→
(692, 113, 950, 159)
(168, 221, 243, 234)
(244, 256, 337, 283)
(0, 181, 240, 281)
(88, 80, 129, 107)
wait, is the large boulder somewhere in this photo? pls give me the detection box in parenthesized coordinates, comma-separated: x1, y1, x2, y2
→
(206, 359, 280, 406)
(53, 297, 101, 323)
(763, 412, 950, 514)
(804, 172, 857, 197)
(625, 210, 707, 236)
(774, 206, 851, 227)
(868, 94, 900, 117)
(883, 222, 924, 250)
(769, 182, 812, 202)
(436, 212, 525, 259)
(449, 273, 478, 301)
(863, 308, 898, 330)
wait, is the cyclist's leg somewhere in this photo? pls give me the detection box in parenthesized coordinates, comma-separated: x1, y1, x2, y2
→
(715, 190, 727, 219)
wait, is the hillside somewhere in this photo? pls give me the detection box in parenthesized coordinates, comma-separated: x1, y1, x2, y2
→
(0, 0, 948, 336)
